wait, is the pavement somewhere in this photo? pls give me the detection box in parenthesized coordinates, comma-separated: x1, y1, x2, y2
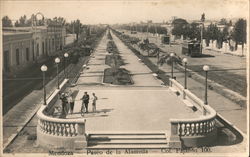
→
(67, 30, 201, 133)
(119, 29, 247, 133)
(67, 87, 201, 133)
(3, 29, 247, 154)
(122, 32, 247, 134)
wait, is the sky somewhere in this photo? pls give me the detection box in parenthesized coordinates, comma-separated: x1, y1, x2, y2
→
(0, 0, 248, 24)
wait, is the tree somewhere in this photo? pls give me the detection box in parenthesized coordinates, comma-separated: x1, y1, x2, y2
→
(2, 16, 13, 27)
(232, 18, 246, 51)
(14, 15, 29, 27)
(218, 18, 227, 25)
(185, 22, 200, 40)
(204, 23, 220, 42)
(66, 19, 83, 41)
(171, 18, 188, 37)
(201, 13, 205, 22)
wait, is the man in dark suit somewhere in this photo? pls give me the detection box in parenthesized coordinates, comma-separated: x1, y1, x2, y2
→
(81, 92, 90, 113)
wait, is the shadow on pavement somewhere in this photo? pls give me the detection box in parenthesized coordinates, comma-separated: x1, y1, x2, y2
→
(192, 54, 215, 58)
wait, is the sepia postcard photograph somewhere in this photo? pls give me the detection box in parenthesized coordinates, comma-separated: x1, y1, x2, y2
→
(0, 0, 249, 156)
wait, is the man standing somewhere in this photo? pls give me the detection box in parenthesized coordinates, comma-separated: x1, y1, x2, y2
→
(81, 92, 89, 113)
(92, 93, 98, 112)
(59, 92, 68, 118)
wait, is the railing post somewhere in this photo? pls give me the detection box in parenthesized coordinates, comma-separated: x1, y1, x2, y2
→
(169, 121, 181, 148)
(75, 121, 87, 150)
(183, 89, 186, 99)
(77, 122, 85, 135)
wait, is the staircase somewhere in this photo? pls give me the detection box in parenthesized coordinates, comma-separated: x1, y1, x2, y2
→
(87, 132, 169, 149)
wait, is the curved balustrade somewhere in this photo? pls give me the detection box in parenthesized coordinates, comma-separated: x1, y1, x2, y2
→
(37, 105, 86, 137)
(36, 79, 87, 149)
(169, 79, 217, 148)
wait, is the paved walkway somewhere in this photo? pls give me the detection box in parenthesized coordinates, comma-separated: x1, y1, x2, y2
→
(132, 42, 247, 134)
(68, 30, 201, 133)
(77, 34, 109, 85)
(67, 87, 201, 133)
(111, 31, 164, 87)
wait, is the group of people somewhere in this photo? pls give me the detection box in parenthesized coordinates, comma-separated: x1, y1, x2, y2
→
(80, 92, 98, 115)
(59, 91, 98, 118)
(59, 91, 75, 118)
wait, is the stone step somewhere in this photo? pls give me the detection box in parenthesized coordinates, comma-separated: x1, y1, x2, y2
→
(89, 132, 165, 135)
(88, 139, 167, 145)
(89, 134, 166, 140)
(87, 144, 169, 149)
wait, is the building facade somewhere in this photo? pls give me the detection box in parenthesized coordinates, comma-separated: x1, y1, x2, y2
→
(2, 25, 66, 75)
(3, 31, 34, 74)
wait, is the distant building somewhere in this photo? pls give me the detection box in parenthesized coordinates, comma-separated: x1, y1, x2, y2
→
(2, 24, 66, 75)
(3, 31, 33, 74)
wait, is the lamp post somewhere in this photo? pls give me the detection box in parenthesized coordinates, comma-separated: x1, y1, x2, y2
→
(41, 65, 48, 105)
(183, 58, 188, 89)
(64, 53, 69, 79)
(203, 65, 210, 105)
(200, 24, 203, 54)
(170, 53, 175, 79)
(55, 57, 60, 89)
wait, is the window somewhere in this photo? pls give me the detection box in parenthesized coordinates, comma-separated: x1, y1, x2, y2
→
(36, 43, 39, 56)
(16, 49, 20, 65)
(4, 50, 10, 72)
(32, 41, 35, 61)
(26, 48, 29, 61)
(42, 42, 45, 54)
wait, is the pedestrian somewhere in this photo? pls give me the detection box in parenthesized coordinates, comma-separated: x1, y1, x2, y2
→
(81, 92, 89, 114)
(92, 93, 98, 112)
(59, 92, 68, 118)
(65, 93, 70, 114)
(67, 93, 75, 114)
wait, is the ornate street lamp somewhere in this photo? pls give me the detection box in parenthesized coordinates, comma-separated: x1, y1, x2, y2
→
(41, 65, 48, 105)
(203, 65, 210, 105)
(183, 58, 188, 89)
(64, 53, 69, 79)
(170, 53, 175, 79)
(55, 57, 60, 89)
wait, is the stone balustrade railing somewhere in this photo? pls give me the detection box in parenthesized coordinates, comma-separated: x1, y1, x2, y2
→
(169, 79, 217, 148)
(37, 105, 86, 136)
(37, 79, 87, 150)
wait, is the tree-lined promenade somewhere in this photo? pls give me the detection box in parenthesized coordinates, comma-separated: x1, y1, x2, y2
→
(115, 15, 246, 51)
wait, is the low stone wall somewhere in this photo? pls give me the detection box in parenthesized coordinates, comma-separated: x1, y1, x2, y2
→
(36, 79, 87, 150)
(169, 79, 217, 148)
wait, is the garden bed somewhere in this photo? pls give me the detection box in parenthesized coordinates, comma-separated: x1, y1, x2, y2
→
(112, 29, 170, 85)
(103, 68, 133, 85)
(105, 55, 125, 67)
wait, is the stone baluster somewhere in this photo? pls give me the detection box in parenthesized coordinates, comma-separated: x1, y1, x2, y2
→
(183, 124, 187, 136)
(73, 123, 77, 136)
(179, 123, 183, 136)
(193, 123, 196, 135)
(61, 124, 65, 136)
(68, 124, 73, 136)
(52, 123, 55, 135)
(48, 122, 51, 134)
(58, 123, 62, 136)
(44, 121, 48, 133)
(204, 121, 207, 133)
(188, 123, 192, 136)
(65, 124, 69, 136)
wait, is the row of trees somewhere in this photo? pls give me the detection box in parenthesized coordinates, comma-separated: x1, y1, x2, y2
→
(2, 15, 91, 42)
(171, 17, 246, 49)
(120, 24, 168, 35)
